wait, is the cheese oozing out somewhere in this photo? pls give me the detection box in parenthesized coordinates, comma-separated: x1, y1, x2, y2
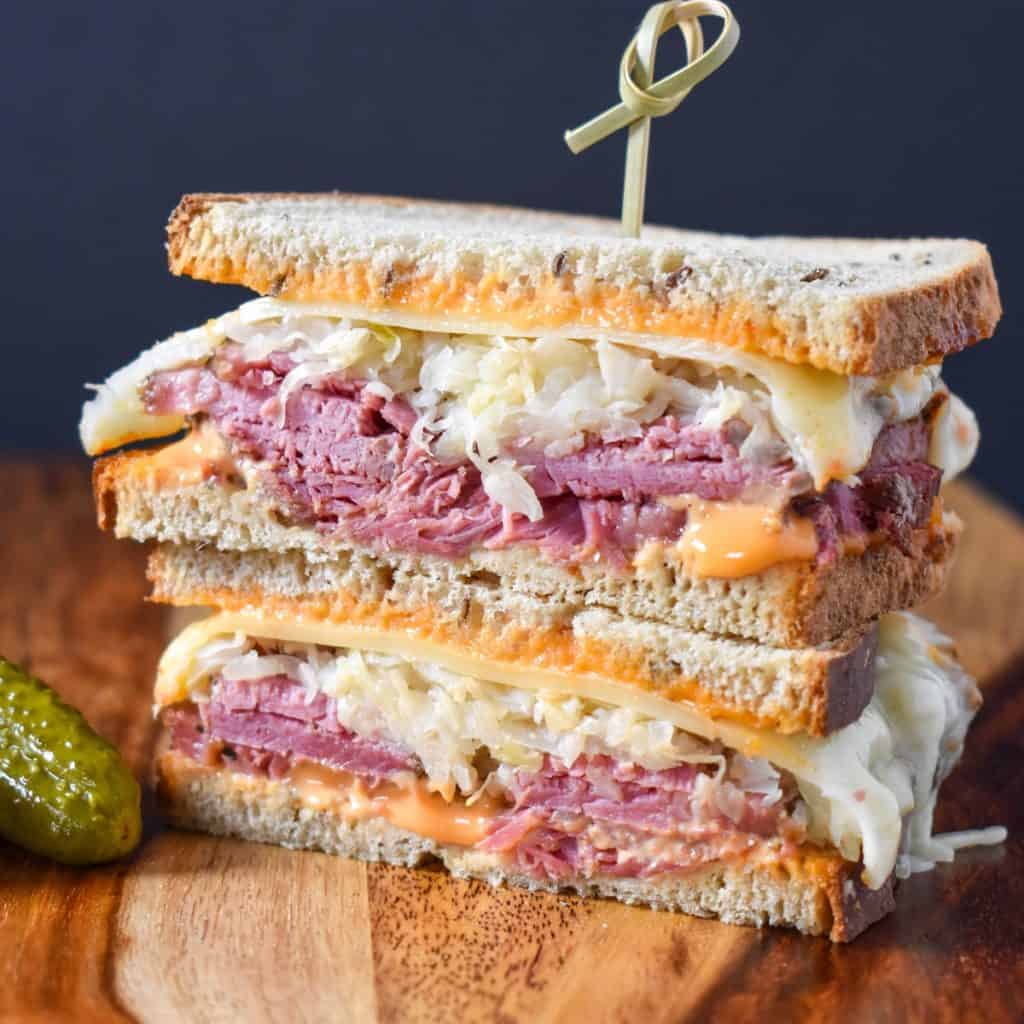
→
(155, 608, 1004, 889)
(80, 299, 977, 516)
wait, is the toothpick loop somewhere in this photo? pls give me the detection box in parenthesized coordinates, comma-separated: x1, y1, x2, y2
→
(565, 2, 740, 237)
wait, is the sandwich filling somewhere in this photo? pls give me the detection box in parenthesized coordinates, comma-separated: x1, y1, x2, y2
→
(156, 610, 1003, 889)
(82, 299, 978, 574)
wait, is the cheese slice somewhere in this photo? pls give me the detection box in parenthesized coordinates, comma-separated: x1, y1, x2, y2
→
(154, 608, 991, 890)
(80, 298, 954, 490)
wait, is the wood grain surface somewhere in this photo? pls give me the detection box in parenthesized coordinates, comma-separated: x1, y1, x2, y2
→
(0, 461, 1021, 1024)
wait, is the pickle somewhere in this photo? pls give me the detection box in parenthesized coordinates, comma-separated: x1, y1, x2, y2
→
(0, 658, 141, 864)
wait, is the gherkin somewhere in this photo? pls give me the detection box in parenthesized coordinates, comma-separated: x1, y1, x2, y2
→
(0, 658, 141, 864)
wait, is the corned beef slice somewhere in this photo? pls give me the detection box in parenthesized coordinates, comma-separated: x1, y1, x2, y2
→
(521, 420, 802, 502)
(167, 676, 417, 779)
(481, 755, 799, 882)
(166, 677, 804, 881)
(145, 351, 942, 563)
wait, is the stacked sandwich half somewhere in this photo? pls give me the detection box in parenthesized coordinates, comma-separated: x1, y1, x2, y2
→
(81, 194, 1006, 940)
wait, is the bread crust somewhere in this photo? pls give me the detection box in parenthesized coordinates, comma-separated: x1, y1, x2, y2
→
(93, 446, 960, 650)
(166, 192, 1001, 376)
(156, 747, 895, 941)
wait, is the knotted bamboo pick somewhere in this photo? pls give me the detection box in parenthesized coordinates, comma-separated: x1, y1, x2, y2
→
(565, 1, 740, 238)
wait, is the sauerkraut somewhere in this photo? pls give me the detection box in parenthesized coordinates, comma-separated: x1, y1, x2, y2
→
(185, 633, 785, 811)
(80, 298, 975, 519)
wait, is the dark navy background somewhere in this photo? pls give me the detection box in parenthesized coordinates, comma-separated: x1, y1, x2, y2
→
(3, 2, 1020, 507)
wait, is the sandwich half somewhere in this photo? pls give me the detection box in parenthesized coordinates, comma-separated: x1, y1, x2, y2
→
(153, 607, 994, 941)
(83, 194, 996, 647)
(79, 193, 1006, 939)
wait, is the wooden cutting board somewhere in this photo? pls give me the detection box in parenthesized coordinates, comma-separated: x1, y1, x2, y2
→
(1, 462, 1021, 1023)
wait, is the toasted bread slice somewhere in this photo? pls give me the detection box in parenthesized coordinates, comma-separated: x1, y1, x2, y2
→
(167, 192, 1000, 375)
(157, 746, 895, 942)
(94, 446, 960, 651)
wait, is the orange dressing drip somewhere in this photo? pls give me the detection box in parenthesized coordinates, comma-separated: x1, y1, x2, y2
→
(139, 422, 233, 488)
(671, 501, 818, 579)
(288, 762, 503, 847)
